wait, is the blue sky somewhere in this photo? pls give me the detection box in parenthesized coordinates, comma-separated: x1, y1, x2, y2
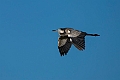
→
(0, 0, 120, 80)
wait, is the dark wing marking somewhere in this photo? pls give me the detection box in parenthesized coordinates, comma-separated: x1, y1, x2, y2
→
(71, 32, 86, 50)
(71, 37, 85, 50)
(58, 36, 72, 56)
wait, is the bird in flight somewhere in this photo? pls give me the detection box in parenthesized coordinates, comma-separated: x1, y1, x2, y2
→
(52, 28, 100, 56)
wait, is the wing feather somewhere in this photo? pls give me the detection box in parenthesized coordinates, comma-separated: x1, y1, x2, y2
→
(58, 36, 72, 56)
(70, 32, 86, 50)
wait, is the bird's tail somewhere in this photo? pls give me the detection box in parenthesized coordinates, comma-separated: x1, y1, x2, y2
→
(86, 33, 100, 36)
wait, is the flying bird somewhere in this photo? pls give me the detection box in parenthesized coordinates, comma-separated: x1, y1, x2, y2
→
(52, 28, 100, 56)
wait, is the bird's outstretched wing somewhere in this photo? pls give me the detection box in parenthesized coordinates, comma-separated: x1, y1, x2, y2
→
(71, 37, 85, 50)
(58, 36, 72, 56)
(70, 31, 86, 50)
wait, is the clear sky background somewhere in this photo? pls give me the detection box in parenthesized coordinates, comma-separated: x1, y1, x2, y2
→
(0, 0, 120, 80)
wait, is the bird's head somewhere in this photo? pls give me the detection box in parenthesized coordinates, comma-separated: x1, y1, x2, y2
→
(52, 28, 65, 34)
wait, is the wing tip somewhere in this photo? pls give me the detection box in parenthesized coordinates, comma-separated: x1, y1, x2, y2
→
(60, 52, 67, 56)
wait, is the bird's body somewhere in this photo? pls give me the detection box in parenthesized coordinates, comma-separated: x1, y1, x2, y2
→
(52, 28, 100, 56)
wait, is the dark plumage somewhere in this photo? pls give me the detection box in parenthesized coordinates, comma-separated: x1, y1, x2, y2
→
(52, 28, 100, 56)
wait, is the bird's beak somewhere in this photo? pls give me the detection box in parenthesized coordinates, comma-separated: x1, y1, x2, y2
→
(52, 30, 57, 32)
